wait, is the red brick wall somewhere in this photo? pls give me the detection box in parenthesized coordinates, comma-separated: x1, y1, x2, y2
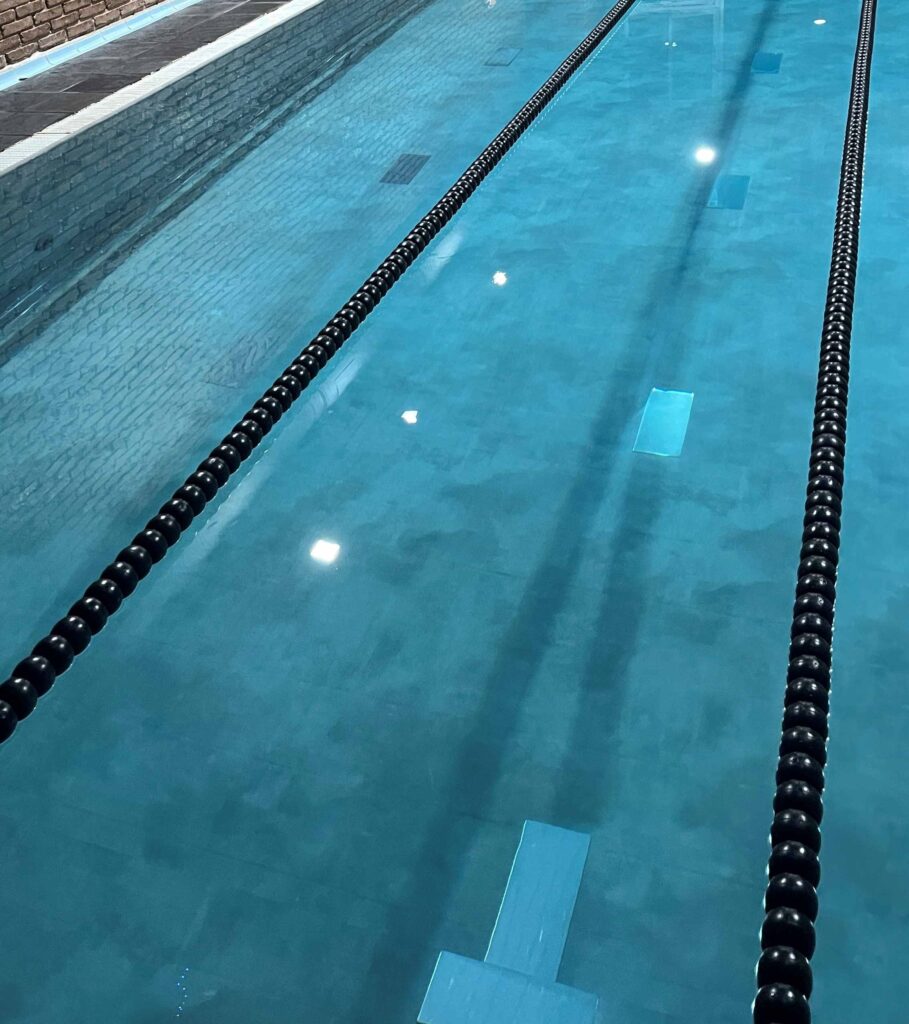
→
(0, 0, 163, 67)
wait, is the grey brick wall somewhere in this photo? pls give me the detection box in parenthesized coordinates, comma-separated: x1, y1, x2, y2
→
(0, 0, 433, 352)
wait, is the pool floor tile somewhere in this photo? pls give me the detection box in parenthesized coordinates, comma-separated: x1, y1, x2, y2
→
(751, 51, 783, 74)
(706, 174, 751, 210)
(633, 388, 694, 457)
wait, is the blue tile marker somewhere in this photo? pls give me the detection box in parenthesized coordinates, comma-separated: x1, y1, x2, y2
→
(418, 821, 596, 1024)
(633, 388, 694, 457)
(751, 51, 783, 74)
(707, 174, 751, 210)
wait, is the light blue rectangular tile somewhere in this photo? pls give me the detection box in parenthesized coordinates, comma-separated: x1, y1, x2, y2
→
(484, 821, 589, 982)
(418, 953, 597, 1024)
(751, 51, 783, 74)
(707, 175, 751, 210)
(633, 388, 693, 457)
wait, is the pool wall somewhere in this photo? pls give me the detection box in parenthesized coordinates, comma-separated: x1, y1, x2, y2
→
(0, 0, 434, 353)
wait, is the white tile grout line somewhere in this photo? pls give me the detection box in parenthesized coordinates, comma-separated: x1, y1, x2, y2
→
(0, 0, 326, 178)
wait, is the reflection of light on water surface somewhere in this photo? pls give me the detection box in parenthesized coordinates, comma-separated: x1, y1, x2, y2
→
(144, 345, 370, 594)
(310, 539, 341, 565)
(420, 227, 464, 283)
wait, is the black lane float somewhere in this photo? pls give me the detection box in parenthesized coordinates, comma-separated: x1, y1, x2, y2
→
(753, 1, 878, 1022)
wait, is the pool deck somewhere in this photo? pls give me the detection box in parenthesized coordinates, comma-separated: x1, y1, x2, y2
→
(0, 0, 288, 151)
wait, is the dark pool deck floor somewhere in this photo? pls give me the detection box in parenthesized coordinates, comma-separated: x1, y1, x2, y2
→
(0, 0, 290, 152)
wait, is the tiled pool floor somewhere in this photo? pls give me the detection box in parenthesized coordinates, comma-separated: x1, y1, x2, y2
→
(3, 1, 909, 1022)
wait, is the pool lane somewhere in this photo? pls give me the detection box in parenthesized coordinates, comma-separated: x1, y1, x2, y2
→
(0, 2, 874, 1023)
(0, 0, 624, 673)
(812, 1, 909, 1020)
(0, 0, 641, 749)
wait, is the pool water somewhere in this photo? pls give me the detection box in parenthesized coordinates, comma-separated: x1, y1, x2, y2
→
(0, 0, 906, 1021)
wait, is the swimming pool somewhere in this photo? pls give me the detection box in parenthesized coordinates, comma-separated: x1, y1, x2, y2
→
(0, 0, 904, 1020)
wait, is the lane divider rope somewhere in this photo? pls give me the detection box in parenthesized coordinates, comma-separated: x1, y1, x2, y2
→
(752, 1, 878, 1021)
(0, 0, 640, 746)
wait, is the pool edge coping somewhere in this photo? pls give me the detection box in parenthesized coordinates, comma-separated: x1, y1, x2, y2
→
(0, 0, 326, 178)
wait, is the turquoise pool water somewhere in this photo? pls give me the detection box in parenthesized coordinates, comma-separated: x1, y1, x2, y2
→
(0, 0, 904, 1021)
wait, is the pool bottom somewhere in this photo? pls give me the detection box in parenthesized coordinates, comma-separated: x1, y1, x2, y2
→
(1, 0, 900, 1022)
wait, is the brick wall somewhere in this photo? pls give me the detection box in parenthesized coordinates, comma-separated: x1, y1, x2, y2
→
(0, 0, 160, 68)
